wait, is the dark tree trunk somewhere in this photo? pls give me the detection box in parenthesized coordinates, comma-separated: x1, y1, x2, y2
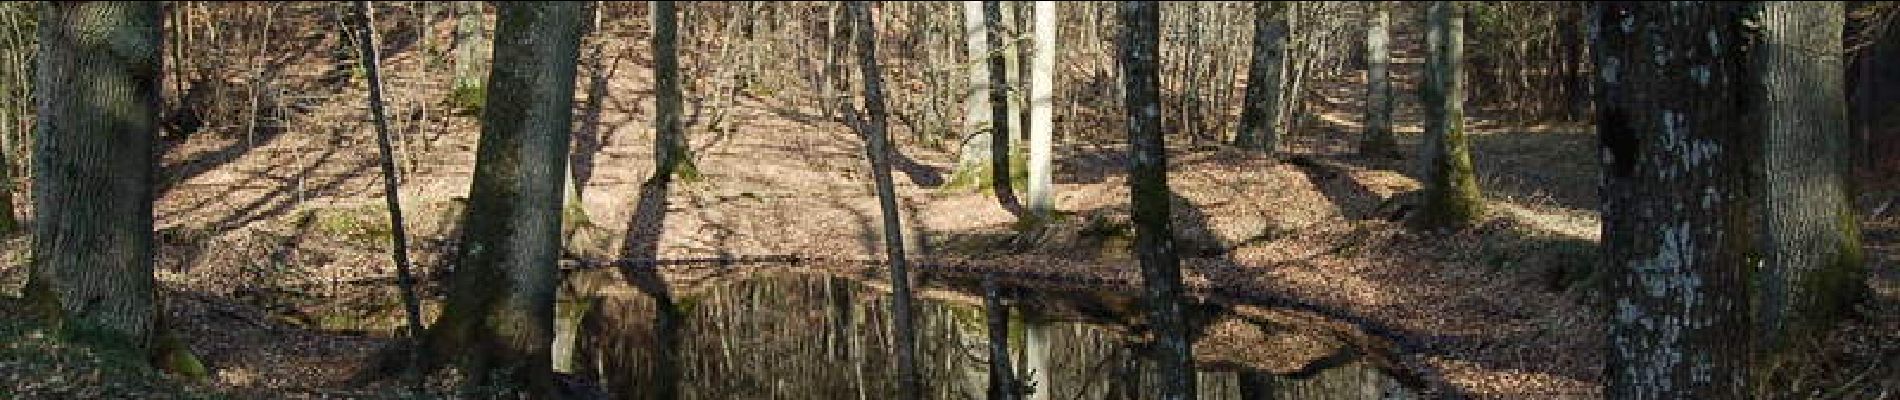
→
(1119, 2, 1196, 399)
(1750, 0, 1864, 358)
(1359, 1, 1397, 158)
(983, 275, 1016, 400)
(651, 0, 697, 184)
(1594, 2, 1758, 398)
(350, 1, 427, 381)
(986, 1, 1025, 216)
(844, 2, 923, 398)
(25, 1, 162, 355)
(1413, 1, 1483, 229)
(1234, 1, 1285, 154)
(424, 2, 584, 396)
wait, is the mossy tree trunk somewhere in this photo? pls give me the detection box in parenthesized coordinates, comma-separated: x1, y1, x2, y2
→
(1750, 0, 1865, 361)
(424, 2, 583, 396)
(1594, 2, 1758, 398)
(451, 1, 489, 111)
(951, 0, 998, 191)
(844, 2, 923, 398)
(650, 0, 697, 184)
(1359, 2, 1397, 158)
(25, 0, 161, 356)
(1412, 1, 1483, 229)
(1119, 2, 1195, 399)
(1233, 1, 1285, 154)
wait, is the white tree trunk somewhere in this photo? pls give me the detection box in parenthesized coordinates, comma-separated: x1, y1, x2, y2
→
(1027, 1, 1056, 216)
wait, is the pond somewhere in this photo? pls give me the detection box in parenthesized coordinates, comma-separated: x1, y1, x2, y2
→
(554, 267, 1419, 399)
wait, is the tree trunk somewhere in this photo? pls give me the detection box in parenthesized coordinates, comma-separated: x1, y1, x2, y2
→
(451, 1, 489, 110)
(983, 275, 1016, 400)
(1234, 1, 1285, 153)
(1751, 0, 1865, 359)
(1119, 2, 1196, 399)
(1026, 1, 1055, 217)
(986, 1, 1025, 215)
(424, 2, 584, 396)
(951, 0, 997, 191)
(1359, 2, 1397, 158)
(844, 2, 922, 398)
(25, 0, 162, 355)
(1594, 2, 1757, 398)
(1412, 1, 1483, 229)
(350, 1, 427, 381)
(651, 0, 697, 184)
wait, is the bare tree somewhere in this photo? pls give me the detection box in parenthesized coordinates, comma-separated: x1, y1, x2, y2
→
(842, 1, 923, 398)
(651, 0, 697, 184)
(1026, 1, 1056, 218)
(1413, 1, 1483, 229)
(1360, 1, 1397, 158)
(423, 2, 584, 396)
(1120, 2, 1196, 399)
(450, 1, 488, 111)
(349, 0, 426, 382)
(1234, 1, 1286, 154)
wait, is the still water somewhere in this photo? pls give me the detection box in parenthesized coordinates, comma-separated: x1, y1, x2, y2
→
(554, 268, 1417, 400)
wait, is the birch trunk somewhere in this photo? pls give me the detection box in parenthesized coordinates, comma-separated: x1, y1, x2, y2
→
(1027, 1, 1056, 217)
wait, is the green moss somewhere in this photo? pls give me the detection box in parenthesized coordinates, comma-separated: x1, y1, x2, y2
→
(155, 333, 209, 381)
(942, 150, 1030, 194)
(449, 84, 487, 116)
(304, 205, 397, 245)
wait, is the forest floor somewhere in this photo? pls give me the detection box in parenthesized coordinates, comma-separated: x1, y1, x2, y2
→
(5, 7, 1900, 399)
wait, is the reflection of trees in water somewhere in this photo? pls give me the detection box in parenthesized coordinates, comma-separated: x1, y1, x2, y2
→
(564, 271, 1411, 399)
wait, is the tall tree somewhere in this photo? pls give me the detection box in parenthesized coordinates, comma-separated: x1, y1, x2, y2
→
(985, 1, 1025, 215)
(1234, 1, 1286, 154)
(1413, 1, 1483, 229)
(1751, 0, 1865, 358)
(1119, 2, 1196, 399)
(843, 2, 923, 398)
(25, 0, 162, 355)
(951, 0, 1000, 191)
(1359, 1, 1397, 158)
(1026, 1, 1056, 218)
(423, 2, 584, 396)
(451, 1, 489, 111)
(351, 1, 427, 381)
(650, 0, 697, 184)
(1595, 2, 1757, 397)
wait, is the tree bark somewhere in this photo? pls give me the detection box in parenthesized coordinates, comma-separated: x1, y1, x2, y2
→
(25, 0, 162, 355)
(953, 1, 995, 190)
(1594, 2, 1758, 398)
(1026, 1, 1056, 217)
(651, 0, 696, 184)
(452, 1, 489, 109)
(424, 2, 584, 396)
(844, 2, 922, 398)
(1413, 1, 1483, 229)
(350, 0, 427, 381)
(1750, 0, 1865, 358)
(1119, 2, 1196, 399)
(986, 1, 1025, 216)
(1359, 2, 1397, 158)
(983, 275, 1017, 400)
(1234, 1, 1285, 154)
